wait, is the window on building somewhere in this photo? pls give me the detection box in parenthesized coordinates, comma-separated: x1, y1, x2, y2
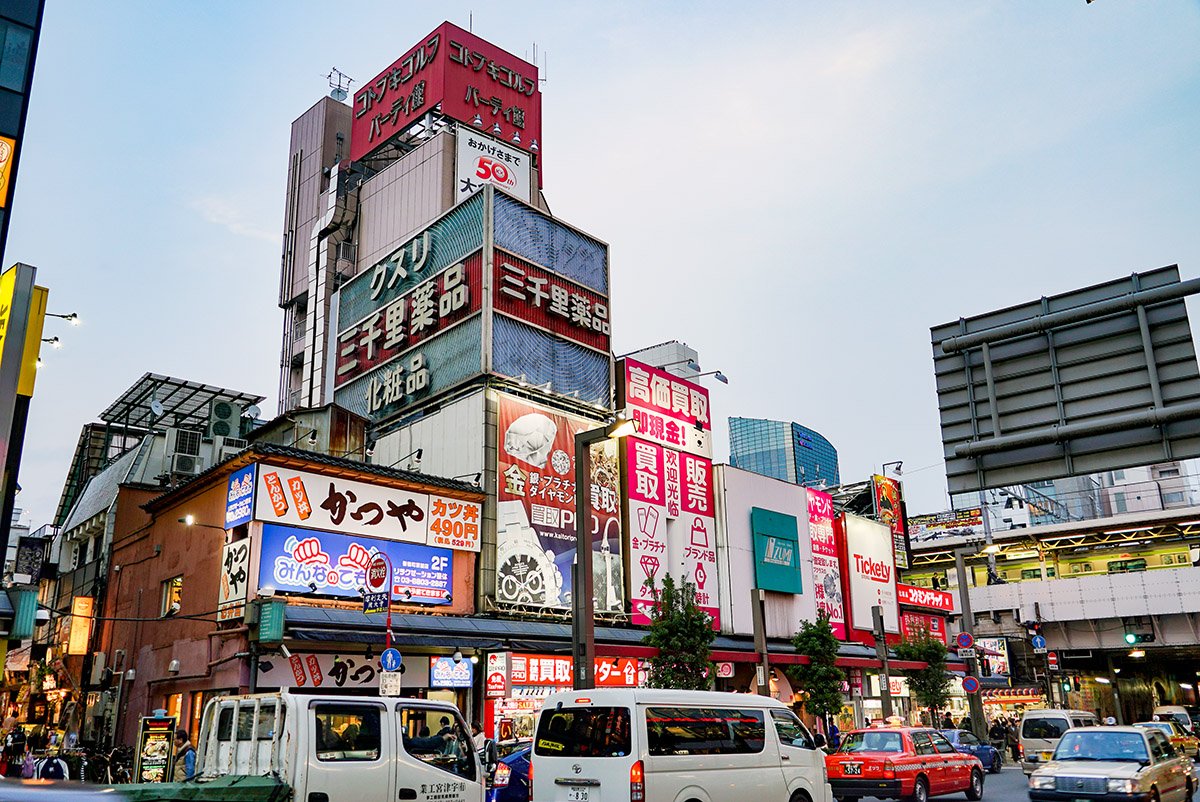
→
(1114, 492, 1127, 513)
(161, 576, 183, 616)
(1158, 468, 1181, 477)
(1163, 491, 1185, 505)
(1113, 469, 1126, 481)
(164, 693, 182, 722)
(0, 21, 32, 93)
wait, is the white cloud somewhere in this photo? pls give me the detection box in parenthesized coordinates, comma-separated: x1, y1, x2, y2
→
(190, 195, 278, 243)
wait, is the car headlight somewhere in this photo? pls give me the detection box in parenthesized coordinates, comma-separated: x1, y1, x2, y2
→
(1107, 779, 1137, 794)
(1030, 775, 1056, 790)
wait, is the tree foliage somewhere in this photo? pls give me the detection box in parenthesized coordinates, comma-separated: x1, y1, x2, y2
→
(788, 612, 847, 721)
(893, 628, 952, 713)
(642, 573, 715, 690)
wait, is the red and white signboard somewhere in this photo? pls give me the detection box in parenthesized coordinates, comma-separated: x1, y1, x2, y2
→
(896, 583, 955, 613)
(366, 556, 389, 593)
(626, 436, 719, 629)
(620, 358, 712, 458)
(492, 250, 610, 353)
(486, 652, 509, 698)
(843, 514, 899, 634)
(1047, 651, 1059, 671)
(456, 132, 531, 204)
(901, 611, 948, 645)
(808, 488, 846, 639)
(351, 22, 542, 164)
(506, 653, 637, 688)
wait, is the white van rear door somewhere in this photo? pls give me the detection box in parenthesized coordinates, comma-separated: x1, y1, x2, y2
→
(395, 705, 484, 802)
(533, 704, 635, 801)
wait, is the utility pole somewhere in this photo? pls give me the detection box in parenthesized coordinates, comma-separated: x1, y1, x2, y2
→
(954, 547, 988, 741)
(752, 589, 771, 696)
(872, 605, 894, 720)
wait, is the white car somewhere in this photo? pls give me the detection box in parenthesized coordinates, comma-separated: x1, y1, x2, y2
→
(530, 687, 832, 802)
(1029, 726, 1195, 802)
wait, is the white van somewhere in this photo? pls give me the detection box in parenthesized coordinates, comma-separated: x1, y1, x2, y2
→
(196, 691, 487, 801)
(1020, 708, 1099, 774)
(1154, 706, 1196, 733)
(530, 688, 832, 802)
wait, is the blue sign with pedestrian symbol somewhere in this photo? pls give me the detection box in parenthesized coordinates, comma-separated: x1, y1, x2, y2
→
(381, 648, 403, 673)
(1031, 635, 1046, 649)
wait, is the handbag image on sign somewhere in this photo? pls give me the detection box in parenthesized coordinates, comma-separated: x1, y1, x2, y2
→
(690, 517, 709, 547)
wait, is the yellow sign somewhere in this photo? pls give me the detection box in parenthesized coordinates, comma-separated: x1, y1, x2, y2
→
(17, 285, 45, 397)
(67, 596, 94, 656)
(0, 136, 13, 209)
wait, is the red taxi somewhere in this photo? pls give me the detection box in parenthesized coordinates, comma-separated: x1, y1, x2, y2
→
(825, 727, 985, 802)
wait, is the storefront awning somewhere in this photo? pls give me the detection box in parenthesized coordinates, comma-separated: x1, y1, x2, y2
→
(283, 607, 928, 669)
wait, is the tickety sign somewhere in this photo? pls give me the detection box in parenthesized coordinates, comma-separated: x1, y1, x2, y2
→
(843, 514, 899, 635)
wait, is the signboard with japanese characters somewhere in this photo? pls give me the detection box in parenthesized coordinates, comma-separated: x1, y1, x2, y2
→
(456, 132, 531, 204)
(225, 464, 255, 528)
(430, 656, 474, 688)
(626, 435, 719, 629)
(618, 358, 711, 458)
(258, 523, 453, 605)
(493, 250, 610, 354)
(486, 652, 508, 698)
(843, 514, 899, 635)
(872, 474, 908, 569)
(334, 253, 483, 389)
(808, 488, 846, 639)
(900, 611, 947, 645)
(495, 393, 623, 612)
(427, 495, 482, 552)
(258, 651, 432, 690)
(895, 582, 955, 613)
(217, 539, 250, 622)
(254, 466, 431, 544)
(507, 653, 637, 688)
(351, 21, 542, 165)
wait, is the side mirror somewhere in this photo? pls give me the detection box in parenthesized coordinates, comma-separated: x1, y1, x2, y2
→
(812, 733, 827, 749)
(480, 739, 498, 776)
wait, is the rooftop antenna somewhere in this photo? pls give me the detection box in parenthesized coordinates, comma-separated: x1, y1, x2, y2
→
(326, 67, 354, 102)
(531, 43, 548, 87)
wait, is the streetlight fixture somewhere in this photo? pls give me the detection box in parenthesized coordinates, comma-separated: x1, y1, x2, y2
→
(45, 312, 80, 325)
(389, 448, 423, 470)
(178, 516, 230, 540)
(41, 337, 61, 349)
(882, 461, 903, 477)
(573, 414, 637, 690)
(694, 369, 729, 385)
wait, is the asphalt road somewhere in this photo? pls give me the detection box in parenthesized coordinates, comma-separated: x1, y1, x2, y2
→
(981, 763, 1029, 799)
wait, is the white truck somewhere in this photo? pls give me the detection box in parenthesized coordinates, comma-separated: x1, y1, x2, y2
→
(121, 690, 489, 802)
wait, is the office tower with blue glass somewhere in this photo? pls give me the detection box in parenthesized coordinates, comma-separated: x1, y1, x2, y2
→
(729, 417, 840, 488)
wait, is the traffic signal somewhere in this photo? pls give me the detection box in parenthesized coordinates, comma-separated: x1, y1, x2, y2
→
(1061, 680, 1072, 694)
(1073, 676, 1081, 692)
(1124, 632, 1155, 645)
(981, 659, 992, 677)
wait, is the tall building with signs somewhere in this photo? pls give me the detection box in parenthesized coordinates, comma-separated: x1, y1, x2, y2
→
(276, 22, 613, 617)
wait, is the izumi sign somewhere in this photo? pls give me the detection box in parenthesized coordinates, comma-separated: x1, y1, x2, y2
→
(750, 507, 802, 594)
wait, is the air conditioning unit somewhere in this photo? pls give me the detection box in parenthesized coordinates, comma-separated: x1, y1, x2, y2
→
(171, 453, 204, 476)
(165, 428, 202, 457)
(208, 400, 241, 438)
(214, 436, 248, 462)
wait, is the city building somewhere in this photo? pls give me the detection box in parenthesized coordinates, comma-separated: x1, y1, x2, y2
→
(1102, 462, 1198, 515)
(729, 417, 840, 488)
(0, 0, 44, 268)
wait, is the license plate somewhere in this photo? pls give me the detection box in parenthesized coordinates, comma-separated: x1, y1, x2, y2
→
(845, 764, 862, 775)
(567, 788, 590, 801)
(1041, 751, 1053, 761)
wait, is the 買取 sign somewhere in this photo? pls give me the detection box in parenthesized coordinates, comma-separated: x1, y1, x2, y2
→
(257, 523, 453, 605)
(750, 507, 802, 594)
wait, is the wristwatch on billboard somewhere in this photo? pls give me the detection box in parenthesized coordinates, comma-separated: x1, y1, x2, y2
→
(495, 503, 563, 606)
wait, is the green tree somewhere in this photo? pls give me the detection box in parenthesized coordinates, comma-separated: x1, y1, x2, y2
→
(893, 627, 953, 716)
(642, 573, 715, 690)
(788, 612, 846, 722)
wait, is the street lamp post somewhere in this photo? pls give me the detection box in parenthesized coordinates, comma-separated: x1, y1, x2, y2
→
(572, 416, 635, 690)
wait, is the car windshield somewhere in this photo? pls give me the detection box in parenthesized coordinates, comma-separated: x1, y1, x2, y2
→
(840, 731, 904, 753)
(1054, 731, 1149, 763)
(1136, 723, 1174, 736)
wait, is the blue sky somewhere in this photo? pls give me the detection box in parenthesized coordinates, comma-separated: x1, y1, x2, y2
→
(7, 1, 1200, 528)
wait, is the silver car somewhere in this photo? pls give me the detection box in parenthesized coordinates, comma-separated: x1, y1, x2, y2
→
(1029, 726, 1195, 802)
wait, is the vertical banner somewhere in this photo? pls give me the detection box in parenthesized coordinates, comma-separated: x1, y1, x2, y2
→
(495, 393, 623, 611)
(807, 488, 846, 639)
(66, 596, 94, 656)
(872, 474, 908, 569)
(626, 436, 719, 629)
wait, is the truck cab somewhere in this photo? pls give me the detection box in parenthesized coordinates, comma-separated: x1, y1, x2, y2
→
(196, 691, 486, 802)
